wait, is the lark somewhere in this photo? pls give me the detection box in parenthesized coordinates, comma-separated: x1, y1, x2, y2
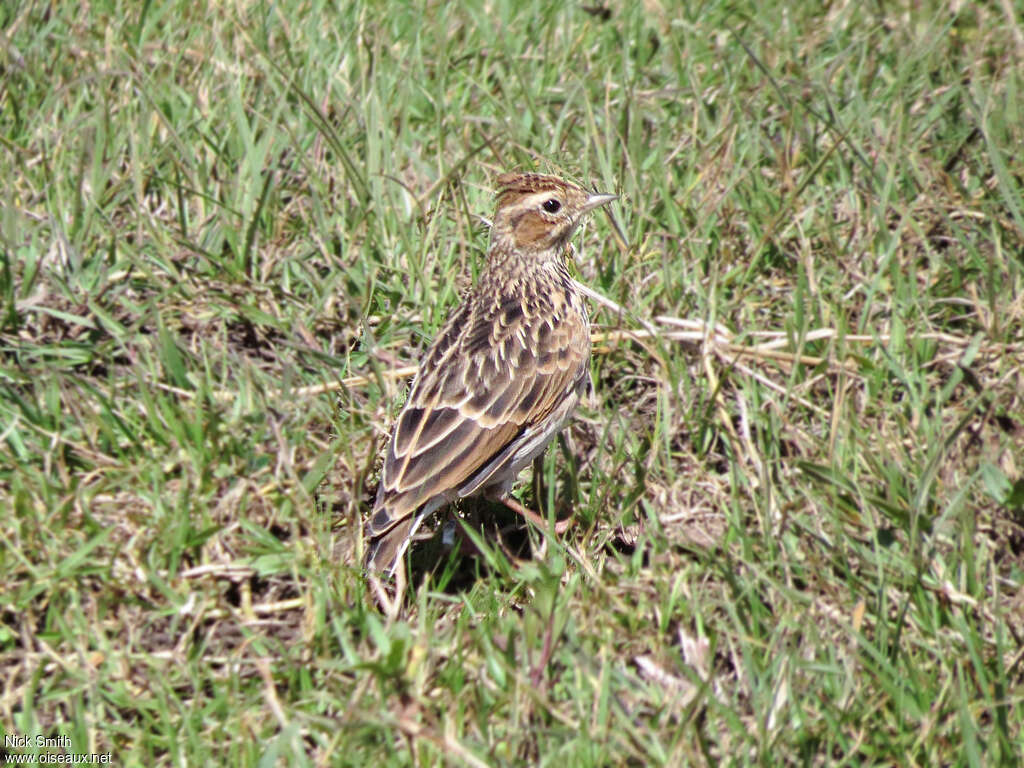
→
(364, 172, 617, 576)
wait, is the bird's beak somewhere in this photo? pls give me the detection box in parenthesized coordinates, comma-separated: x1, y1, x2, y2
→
(582, 192, 618, 213)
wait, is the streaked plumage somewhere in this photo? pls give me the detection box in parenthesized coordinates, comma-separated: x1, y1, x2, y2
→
(364, 172, 617, 576)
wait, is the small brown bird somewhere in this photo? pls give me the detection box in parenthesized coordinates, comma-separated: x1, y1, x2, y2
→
(364, 172, 617, 576)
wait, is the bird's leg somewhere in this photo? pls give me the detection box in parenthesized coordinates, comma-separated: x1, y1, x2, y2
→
(499, 495, 573, 535)
(452, 519, 484, 558)
(449, 509, 529, 567)
(531, 454, 546, 518)
(444, 509, 485, 559)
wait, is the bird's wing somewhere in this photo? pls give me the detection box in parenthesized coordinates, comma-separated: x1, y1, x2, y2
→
(366, 292, 589, 543)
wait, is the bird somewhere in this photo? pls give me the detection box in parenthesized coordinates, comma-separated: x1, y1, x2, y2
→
(364, 172, 617, 576)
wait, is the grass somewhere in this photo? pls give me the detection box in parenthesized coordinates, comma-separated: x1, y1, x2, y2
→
(2, 0, 1023, 764)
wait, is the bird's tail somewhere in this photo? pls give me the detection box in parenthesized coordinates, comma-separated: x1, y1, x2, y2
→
(363, 513, 420, 577)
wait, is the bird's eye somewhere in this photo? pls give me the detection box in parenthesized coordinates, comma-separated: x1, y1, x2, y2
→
(542, 198, 562, 213)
